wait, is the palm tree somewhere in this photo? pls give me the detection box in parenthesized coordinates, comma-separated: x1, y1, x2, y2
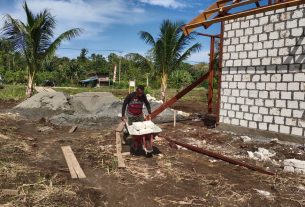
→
(1, 2, 81, 97)
(139, 19, 201, 102)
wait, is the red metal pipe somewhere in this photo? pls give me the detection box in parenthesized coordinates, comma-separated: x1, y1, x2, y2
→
(150, 72, 210, 119)
(163, 136, 275, 176)
(196, 32, 221, 38)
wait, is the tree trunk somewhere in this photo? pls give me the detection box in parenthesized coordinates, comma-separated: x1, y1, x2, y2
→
(26, 71, 35, 98)
(160, 73, 168, 103)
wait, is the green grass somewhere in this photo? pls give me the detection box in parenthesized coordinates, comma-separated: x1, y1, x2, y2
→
(0, 85, 26, 101)
(0, 84, 216, 104)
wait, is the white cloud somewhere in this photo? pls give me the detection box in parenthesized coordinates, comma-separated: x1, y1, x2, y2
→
(139, 0, 186, 9)
(0, 0, 147, 38)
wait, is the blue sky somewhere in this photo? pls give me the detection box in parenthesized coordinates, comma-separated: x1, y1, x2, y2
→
(0, 0, 223, 63)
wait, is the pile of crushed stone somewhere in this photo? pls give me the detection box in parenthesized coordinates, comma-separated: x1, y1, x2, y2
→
(14, 91, 189, 128)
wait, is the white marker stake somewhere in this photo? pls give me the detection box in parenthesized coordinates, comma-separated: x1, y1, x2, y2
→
(174, 110, 177, 128)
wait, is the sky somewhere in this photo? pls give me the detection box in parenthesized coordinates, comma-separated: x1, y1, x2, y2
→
(0, 0, 224, 63)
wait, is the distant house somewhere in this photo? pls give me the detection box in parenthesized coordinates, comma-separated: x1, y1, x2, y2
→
(79, 72, 110, 87)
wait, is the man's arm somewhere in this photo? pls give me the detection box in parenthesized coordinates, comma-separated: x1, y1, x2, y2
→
(122, 93, 132, 117)
(143, 94, 151, 114)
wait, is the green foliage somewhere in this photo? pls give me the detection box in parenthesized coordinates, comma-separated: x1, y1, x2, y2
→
(0, 85, 26, 100)
(169, 69, 194, 88)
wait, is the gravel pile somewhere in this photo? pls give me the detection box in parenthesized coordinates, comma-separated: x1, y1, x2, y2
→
(14, 91, 188, 128)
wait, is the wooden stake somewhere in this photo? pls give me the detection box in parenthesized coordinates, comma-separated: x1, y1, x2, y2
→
(173, 110, 177, 128)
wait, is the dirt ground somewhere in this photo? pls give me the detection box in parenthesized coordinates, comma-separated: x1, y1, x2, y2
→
(1, 101, 305, 207)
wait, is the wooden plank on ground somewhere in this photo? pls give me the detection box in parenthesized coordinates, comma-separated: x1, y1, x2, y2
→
(61, 146, 86, 178)
(115, 132, 126, 168)
(69, 125, 78, 133)
(116, 121, 126, 132)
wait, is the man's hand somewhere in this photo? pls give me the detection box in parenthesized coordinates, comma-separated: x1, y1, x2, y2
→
(121, 116, 126, 122)
(145, 114, 151, 121)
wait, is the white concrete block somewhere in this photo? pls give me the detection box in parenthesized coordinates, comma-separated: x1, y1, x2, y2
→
(299, 18, 305, 27)
(288, 82, 300, 91)
(241, 105, 249, 112)
(262, 57, 271, 66)
(254, 26, 263, 34)
(245, 27, 253, 35)
(240, 90, 248, 97)
(253, 114, 263, 122)
(259, 107, 269, 115)
(242, 59, 251, 66)
(281, 91, 292, 99)
(259, 123, 268, 131)
(244, 43, 253, 51)
(237, 82, 246, 89)
(236, 112, 244, 119)
(259, 33, 268, 41)
(257, 83, 266, 90)
(287, 100, 299, 109)
(246, 98, 254, 105)
(270, 108, 280, 116)
(272, 57, 282, 65)
(249, 121, 257, 129)
(241, 20, 249, 28)
(270, 14, 280, 23)
(252, 58, 261, 66)
(257, 49, 267, 58)
(274, 116, 284, 125)
(283, 74, 293, 82)
(293, 110, 303, 118)
(276, 100, 286, 108)
(280, 125, 290, 134)
(236, 44, 244, 52)
(264, 24, 274, 32)
(285, 38, 296, 47)
(269, 31, 279, 40)
(240, 120, 248, 127)
(270, 91, 279, 99)
(249, 90, 258, 98)
(269, 124, 279, 132)
(231, 119, 239, 125)
(232, 22, 240, 29)
(259, 16, 269, 25)
(299, 120, 305, 128)
(277, 83, 287, 91)
(248, 51, 258, 58)
(242, 74, 251, 81)
(271, 74, 281, 82)
(275, 22, 285, 30)
(250, 106, 258, 113)
(287, 19, 298, 29)
(247, 82, 255, 89)
(292, 9, 303, 18)
(273, 39, 285, 48)
(264, 40, 273, 49)
(244, 113, 253, 121)
(294, 73, 305, 81)
(265, 99, 274, 107)
(294, 92, 305, 100)
(292, 28, 303, 37)
(268, 49, 278, 57)
(266, 83, 276, 91)
(286, 117, 296, 126)
(229, 82, 237, 89)
(235, 29, 244, 37)
(255, 99, 264, 106)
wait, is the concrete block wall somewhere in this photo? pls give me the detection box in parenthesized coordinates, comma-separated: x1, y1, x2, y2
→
(220, 4, 305, 137)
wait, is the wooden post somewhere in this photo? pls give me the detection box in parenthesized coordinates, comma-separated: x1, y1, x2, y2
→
(216, 22, 224, 123)
(208, 36, 215, 114)
(173, 110, 177, 128)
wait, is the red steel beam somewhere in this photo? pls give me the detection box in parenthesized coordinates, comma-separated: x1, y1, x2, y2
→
(196, 32, 221, 38)
(216, 22, 225, 123)
(208, 36, 215, 114)
(150, 72, 210, 119)
(163, 136, 275, 176)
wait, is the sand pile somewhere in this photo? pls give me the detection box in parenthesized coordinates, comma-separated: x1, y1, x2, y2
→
(14, 92, 188, 128)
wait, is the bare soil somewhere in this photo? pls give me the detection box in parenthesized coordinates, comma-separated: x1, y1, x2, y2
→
(0, 101, 305, 207)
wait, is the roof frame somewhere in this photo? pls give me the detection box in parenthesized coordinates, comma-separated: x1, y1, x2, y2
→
(182, 0, 304, 35)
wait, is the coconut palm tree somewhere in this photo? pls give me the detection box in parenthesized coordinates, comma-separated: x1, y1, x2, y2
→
(1, 2, 81, 97)
(139, 19, 201, 102)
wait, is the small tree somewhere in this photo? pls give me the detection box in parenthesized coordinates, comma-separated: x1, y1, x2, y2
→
(1, 2, 81, 96)
(139, 19, 201, 102)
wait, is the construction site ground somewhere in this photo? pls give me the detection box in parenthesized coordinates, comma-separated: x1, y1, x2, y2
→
(1, 100, 305, 207)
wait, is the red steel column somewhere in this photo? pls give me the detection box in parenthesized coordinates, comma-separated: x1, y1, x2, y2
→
(216, 22, 224, 123)
(208, 36, 215, 114)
